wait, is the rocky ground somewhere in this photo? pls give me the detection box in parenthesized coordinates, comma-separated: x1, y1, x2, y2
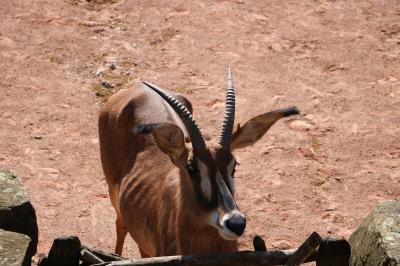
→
(1, 0, 399, 264)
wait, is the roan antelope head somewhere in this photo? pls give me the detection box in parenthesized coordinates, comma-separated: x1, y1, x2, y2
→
(137, 68, 299, 241)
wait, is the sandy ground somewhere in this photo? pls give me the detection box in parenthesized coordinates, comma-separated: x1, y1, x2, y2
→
(1, 0, 399, 264)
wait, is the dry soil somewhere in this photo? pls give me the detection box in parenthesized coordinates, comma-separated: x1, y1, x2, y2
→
(0, 0, 399, 264)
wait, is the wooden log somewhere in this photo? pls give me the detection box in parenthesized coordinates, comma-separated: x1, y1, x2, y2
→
(81, 249, 105, 264)
(284, 232, 322, 266)
(81, 245, 125, 261)
(47, 236, 81, 266)
(88, 248, 317, 266)
(253, 235, 267, 251)
(316, 238, 350, 266)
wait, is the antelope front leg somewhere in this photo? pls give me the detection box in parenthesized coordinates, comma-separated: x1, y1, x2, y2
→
(115, 216, 128, 255)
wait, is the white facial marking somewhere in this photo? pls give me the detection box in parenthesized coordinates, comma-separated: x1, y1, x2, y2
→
(226, 159, 236, 195)
(197, 160, 212, 201)
(219, 210, 245, 239)
(220, 209, 243, 225)
(209, 209, 241, 240)
(208, 210, 219, 227)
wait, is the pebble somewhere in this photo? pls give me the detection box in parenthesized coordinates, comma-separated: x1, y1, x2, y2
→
(261, 145, 274, 155)
(350, 124, 360, 134)
(109, 63, 116, 70)
(96, 67, 106, 76)
(288, 120, 314, 131)
(37, 168, 60, 179)
(0, 37, 16, 48)
(208, 99, 224, 110)
(252, 13, 268, 21)
(59, 104, 70, 108)
(38, 168, 60, 174)
(91, 138, 99, 144)
(271, 43, 283, 52)
(101, 81, 114, 89)
(24, 148, 35, 155)
(377, 78, 387, 84)
(312, 97, 320, 106)
(271, 240, 293, 249)
(93, 27, 106, 33)
(1, 112, 12, 118)
(271, 95, 282, 105)
(80, 20, 106, 27)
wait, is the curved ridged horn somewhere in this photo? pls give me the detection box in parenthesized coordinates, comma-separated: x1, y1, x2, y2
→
(143, 81, 206, 151)
(218, 66, 235, 148)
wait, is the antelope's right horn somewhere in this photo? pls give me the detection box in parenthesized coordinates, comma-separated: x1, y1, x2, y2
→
(143, 81, 206, 151)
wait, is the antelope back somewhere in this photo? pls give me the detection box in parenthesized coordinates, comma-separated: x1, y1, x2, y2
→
(98, 85, 191, 186)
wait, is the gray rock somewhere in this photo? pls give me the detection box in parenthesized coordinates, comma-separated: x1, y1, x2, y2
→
(349, 200, 400, 266)
(0, 170, 38, 262)
(0, 229, 32, 266)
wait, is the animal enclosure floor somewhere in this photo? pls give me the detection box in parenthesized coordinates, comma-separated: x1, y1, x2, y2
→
(0, 0, 399, 264)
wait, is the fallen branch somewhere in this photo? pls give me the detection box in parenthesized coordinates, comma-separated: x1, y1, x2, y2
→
(316, 238, 351, 266)
(284, 231, 322, 266)
(81, 249, 105, 264)
(43, 232, 352, 266)
(89, 247, 316, 266)
(82, 233, 321, 266)
(81, 245, 126, 262)
(253, 235, 267, 251)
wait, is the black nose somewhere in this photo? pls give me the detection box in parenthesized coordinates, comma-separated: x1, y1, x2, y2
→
(225, 214, 246, 236)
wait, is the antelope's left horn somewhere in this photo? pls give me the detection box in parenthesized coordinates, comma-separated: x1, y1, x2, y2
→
(218, 66, 235, 148)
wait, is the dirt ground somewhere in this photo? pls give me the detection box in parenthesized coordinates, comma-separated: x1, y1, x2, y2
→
(1, 0, 399, 264)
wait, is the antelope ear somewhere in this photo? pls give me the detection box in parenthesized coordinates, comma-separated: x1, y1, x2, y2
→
(231, 107, 299, 150)
(136, 123, 188, 166)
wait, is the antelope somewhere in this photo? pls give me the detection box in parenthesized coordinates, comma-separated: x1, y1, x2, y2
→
(98, 68, 299, 257)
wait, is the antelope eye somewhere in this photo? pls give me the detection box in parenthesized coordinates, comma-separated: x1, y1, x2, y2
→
(186, 161, 198, 176)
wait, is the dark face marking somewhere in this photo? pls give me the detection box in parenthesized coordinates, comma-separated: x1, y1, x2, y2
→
(186, 158, 218, 210)
(215, 148, 236, 194)
(186, 146, 237, 210)
(185, 145, 246, 239)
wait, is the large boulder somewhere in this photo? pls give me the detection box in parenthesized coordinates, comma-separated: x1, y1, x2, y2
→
(0, 170, 38, 263)
(0, 229, 32, 266)
(349, 200, 400, 266)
